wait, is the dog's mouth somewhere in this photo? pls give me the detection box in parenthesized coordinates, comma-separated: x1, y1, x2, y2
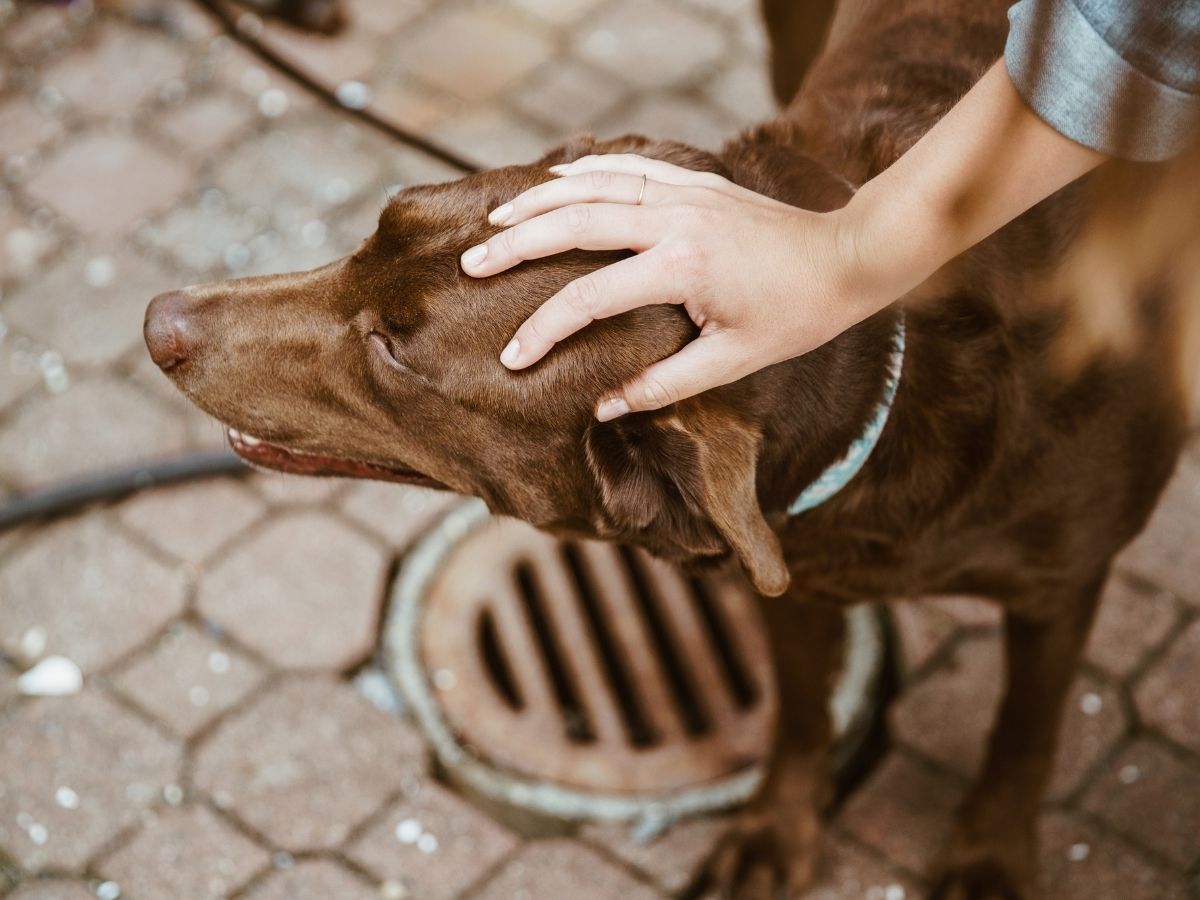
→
(226, 427, 446, 488)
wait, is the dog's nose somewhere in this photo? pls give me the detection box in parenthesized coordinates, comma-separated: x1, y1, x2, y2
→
(145, 290, 198, 371)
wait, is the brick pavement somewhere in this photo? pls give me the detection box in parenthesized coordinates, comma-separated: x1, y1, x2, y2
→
(0, 1, 1197, 898)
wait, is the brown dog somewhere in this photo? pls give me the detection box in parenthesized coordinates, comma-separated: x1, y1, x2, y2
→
(144, 0, 1190, 896)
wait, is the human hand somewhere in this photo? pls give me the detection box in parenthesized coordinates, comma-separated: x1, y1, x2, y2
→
(459, 153, 886, 421)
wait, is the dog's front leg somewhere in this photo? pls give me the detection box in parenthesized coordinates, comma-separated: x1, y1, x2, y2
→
(695, 593, 844, 900)
(931, 571, 1106, 900)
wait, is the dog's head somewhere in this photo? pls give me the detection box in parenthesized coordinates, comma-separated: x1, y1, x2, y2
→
(146, 133, 846, 595)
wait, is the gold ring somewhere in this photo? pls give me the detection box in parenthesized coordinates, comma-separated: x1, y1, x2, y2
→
(636, 173, 647, 206)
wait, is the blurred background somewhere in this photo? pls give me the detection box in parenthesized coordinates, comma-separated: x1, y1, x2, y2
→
(0, 1, 1198, 898)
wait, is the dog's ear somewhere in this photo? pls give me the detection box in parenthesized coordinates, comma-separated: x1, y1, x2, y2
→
(584, 399, 789, 596)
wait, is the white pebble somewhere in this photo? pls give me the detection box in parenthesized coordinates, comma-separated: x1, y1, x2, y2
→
(55, 787, 80, 810)
(28, 823, 48, 845)
(1067, 842, 1090, 862)
(96, 881, 121, 900)
(1079, 692, 1103, 716)
(17, 656, 82, 696)
(207, 651, 231, 674)
(380, 881, 408, 900)
(335, 80, 372, 110)
(20, 626, 47, 659)
(417, 832, 438, 854)
(189, 685, 210, 707)
(432, 669, 456, 691)
(83, 255, 116, 288)
(884, 886, 906, 900)
(1118, 764, 1141, 785)
(258, 88, 288, 118)
(163, 784, 184, 805)
(394, 818, 422, 844)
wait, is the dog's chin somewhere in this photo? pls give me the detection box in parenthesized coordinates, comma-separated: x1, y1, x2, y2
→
(225, 426, 447, 489)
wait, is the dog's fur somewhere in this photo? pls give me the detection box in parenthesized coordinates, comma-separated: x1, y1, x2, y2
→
(145, 0, 1190, 896)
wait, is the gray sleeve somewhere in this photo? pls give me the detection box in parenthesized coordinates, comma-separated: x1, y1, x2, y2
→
(1005, 0, 1200, 161)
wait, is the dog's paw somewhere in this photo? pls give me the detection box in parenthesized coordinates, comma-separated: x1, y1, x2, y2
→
(928, 858, 1033, 900)
(691, 808, 820, 900)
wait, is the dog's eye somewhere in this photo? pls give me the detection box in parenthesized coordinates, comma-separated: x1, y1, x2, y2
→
(368, 331, 417, 376)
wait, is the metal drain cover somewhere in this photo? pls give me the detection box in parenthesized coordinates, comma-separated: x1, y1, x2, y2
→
(383, 499, 885, 824)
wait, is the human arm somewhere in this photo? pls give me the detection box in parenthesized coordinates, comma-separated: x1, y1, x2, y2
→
(461, 60, 1106, 420)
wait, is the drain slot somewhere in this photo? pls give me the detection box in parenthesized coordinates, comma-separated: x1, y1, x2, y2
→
(689, 576, 759, 710)
(478, 608, 524, 711)
(514, 560, 596, 744)
(561, 542, 660, 750)
(618, 545, 711, 737)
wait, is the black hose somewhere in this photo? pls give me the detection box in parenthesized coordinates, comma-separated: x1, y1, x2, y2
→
(191, 0, 481, 175)
(0, 2, 483, 534)
(0, 449, 250, 533)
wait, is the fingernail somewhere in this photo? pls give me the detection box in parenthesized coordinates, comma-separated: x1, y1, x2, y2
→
(488, 203, 513, 226)
(596, 396, 630, 422)
(548, 164, 570, 175)
(500, 337, 520, 367)
(461, 244, 488, 268)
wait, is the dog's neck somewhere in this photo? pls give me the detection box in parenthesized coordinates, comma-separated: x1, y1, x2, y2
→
(718, 127, 909, 517)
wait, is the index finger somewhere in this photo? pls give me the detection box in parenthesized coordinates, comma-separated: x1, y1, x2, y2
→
(503, 250, 677, 369)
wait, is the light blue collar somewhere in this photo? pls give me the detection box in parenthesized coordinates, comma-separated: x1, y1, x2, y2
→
(788, 316, 906, 516)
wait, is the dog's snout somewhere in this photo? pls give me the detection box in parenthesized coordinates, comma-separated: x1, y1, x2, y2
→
(145, 290, 199, 372)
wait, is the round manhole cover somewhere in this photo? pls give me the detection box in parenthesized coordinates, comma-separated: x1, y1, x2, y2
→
(383, 499, 886, 824)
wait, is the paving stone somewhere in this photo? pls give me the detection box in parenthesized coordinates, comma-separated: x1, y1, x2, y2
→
(0, 5, 80, 58)
(110, 623, 267, 738)
(706, 56, 778, 126)
(0, 512, 186, 673)
(117, 479, 266, 565)
(575, 0, 727, 89)
(0, 96, 65, 160)
(0, 327, 44, 412)
(837, 753, 962, 877)
(1038, 810, 1186, 900)
(890, 635, 1125, 799)
(25, 133, 193, 238)
(260, 24, 379, 85)
(0, 376, 187, 487)
(196, 511, 387, 669)
(193, 676, 426, 850)
(142, 192, 280, 275)
(1133, 619, 1200, 754)
(922, 595, 1003, 628)
(512, 60, 626, 134)
(1080, 737, 1200, 868)
(511, 0, 607, 25)
(891, 601, 958, 678)
(251, 471, 350, 505)
(243, 858, 377, 900)
(804, 834, 923, 900)
(395, 9, 553, 103)
(3, 249, 176, 367)
(1085, 575, 1179, 677)
(339, 483, 460, 548)
(41, 21, 187, 118)
(0, 206, 59, 284)
(100, 804, 269, 899)
(583, 816, 729, 894)
(1118, 455, 1200, 605)
(6, 882, 96, 900)
(0, 690, 182, 871)
(370, 78, 455, 133)
(348, 779, 519, 899)
(212, 118, 383, 228)
(153, 91, 257, 156)
(342, 0, 427, 35)
(430, 108, 553, 169)
(595, 94, 737, 151)
(470, 839, 661, 900)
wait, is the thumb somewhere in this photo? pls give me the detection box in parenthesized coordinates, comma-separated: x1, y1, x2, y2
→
(595, 333, 746, 421)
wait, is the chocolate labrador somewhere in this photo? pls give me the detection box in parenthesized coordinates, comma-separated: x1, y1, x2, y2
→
(144, 0, 1190, 896)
